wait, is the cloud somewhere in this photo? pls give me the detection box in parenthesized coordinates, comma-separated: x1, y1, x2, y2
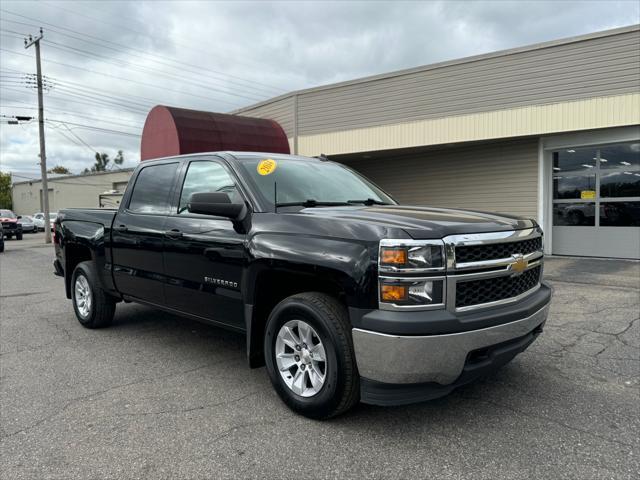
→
(1, 0, 638, 177)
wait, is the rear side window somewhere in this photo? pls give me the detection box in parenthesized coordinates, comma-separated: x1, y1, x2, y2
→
(128, 163, 179, 214)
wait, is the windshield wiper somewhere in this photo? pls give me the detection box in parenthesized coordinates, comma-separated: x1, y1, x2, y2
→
(347, 198, 391, 206)
(275, 199, 351, 208)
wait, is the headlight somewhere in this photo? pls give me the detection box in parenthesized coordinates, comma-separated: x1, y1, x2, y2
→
(378, 239, 446, 310)
(379, 277, 445, 309)
(379, 239, 445, 272)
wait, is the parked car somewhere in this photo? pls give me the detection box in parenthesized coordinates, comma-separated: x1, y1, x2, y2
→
(18, 215, 36, 233)
(54, 152, 551, 419)
(0, 209, 23, 240)
(32, 212, 46, 231)
(0, 224, 4, 252)
(48, 213, 58, 231)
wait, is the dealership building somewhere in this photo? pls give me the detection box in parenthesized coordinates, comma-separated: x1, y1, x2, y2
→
(236, 25, 640, 259)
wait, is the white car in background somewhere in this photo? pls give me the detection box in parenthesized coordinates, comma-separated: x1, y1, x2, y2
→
(48, 213, 58, 231)
(32, 212, 58, 231)
(32, 213, 46, 231)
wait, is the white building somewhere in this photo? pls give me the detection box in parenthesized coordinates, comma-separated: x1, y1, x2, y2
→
(11, 168, 134, 215)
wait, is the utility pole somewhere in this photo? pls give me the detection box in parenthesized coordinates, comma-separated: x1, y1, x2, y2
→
(25, 28, 51, 244)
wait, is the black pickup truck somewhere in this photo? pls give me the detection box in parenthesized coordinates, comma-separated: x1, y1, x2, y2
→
(54, 152, 551, 419)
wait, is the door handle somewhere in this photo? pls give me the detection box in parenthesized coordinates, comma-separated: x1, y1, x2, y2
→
(165, 229, 183, 239)
(114, 224, 128, 233)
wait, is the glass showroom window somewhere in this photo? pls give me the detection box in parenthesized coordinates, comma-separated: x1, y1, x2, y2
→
(552, 142, 640, 227)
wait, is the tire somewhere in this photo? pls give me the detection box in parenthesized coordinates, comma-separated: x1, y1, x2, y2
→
(16, 232, 22, 240)
(0, 243, 4, 252)
(5, 234, 11, 240)
(71, 261, 116, 328)
(264, 292, 359, 419)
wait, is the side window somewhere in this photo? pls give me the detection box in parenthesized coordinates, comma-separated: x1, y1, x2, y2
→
(178, 161, 242, 214)
(128, 163, 179, 214)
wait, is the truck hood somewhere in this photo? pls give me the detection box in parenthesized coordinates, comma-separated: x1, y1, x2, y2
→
(0, 218, 17, 223)
(299, 205, 535, 238)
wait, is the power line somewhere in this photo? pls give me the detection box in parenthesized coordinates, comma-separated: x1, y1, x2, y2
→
(40, 38, 265, 103)
(43, 0, 279, 80)
(1, 85, 151, 116)
(47, 123, 95, 154)
(1, 104, 144, 129)
(0, 47, 242, 107)
(2, 68, 206, 117)
(47, 119, 141, 138)
(0, 11, 284, 97)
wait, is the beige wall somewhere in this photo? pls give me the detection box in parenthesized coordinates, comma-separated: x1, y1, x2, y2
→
(12, 170, 133, 216)
(340, 138, 539, 220)
(237, 26, 640, 154)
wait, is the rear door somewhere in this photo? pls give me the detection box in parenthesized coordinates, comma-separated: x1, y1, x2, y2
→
(162, 158, 247, 330)
(110, 160, 180, 304)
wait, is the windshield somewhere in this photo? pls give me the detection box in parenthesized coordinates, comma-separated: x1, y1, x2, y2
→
(0, 210, 16, 218)
(20, 216, 33, 222)
(235, 156, 395, 209)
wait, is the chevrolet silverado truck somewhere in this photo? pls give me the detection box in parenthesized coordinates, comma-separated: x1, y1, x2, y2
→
(54, 152, 551, 419)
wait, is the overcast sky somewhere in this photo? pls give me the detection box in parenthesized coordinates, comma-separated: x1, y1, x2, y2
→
(0, 0, 638, 179)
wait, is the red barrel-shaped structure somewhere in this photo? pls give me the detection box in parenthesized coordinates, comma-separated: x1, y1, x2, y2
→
(140, 105, 290, 161)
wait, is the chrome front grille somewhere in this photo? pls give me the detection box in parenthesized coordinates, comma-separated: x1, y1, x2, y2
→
(444, 228, 544, 312)
(455, 265, 541, 308)
(455, 237, 542, 263)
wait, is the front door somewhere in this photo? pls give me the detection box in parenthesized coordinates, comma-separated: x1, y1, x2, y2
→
(551, 142, 640, 259)
(111, 161, 180, 304)
(163, 159, 247, 330)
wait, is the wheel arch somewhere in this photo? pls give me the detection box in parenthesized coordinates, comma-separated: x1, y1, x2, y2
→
(243, 259, 373, 368)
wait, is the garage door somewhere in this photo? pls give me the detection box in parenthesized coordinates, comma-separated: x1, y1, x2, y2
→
(552, 142, 640, 259)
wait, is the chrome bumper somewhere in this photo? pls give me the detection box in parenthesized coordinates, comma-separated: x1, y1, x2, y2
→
(352, 304, 549, 385)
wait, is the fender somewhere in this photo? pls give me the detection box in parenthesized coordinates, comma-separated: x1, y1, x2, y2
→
(242, 232, 379, 367)
(59, 220, 117, 298)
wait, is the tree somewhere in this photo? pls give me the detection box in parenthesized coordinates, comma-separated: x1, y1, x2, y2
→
(47, 165, 71, 174)
(0, 171, 13, 209)
(84, 150, 125, 173)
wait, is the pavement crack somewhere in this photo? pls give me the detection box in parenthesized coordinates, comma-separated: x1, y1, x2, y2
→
(462, 395, 634, 448)
(0, 358, 238, 439)
(0, 291, 48, 298)
(106, 391, 262, 418)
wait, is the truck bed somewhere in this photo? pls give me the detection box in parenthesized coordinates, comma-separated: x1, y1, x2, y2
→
(59, 208, 117, 226)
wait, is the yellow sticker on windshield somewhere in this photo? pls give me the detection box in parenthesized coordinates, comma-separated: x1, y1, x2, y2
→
(257, 158, 277, 176)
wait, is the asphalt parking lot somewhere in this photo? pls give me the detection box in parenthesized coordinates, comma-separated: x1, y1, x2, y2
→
(1, 232, 638, 479)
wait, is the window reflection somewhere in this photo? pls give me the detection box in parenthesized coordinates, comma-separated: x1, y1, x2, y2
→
(553, 147, 597, 173)
(600, 170, 640, 198)
(599, 142, 640, 170)
(553, 174, 596, 199)
(553, 203, 596, 226)
(600, 202, 640, 227)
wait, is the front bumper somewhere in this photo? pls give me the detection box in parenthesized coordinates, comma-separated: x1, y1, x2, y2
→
(352, 289, 551, 406)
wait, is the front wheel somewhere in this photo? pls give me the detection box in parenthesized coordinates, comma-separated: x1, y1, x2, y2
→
(16, 232, 22, 240)
(71, 261, 116, 328)
(264, 292, 360, 419)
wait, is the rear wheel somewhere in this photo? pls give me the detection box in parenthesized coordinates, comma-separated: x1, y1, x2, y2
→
(71, 261, 116, 328)
(264, 292, 359, 419)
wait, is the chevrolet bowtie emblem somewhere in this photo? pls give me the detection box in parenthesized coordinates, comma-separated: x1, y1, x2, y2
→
(509, 254, 528, 275)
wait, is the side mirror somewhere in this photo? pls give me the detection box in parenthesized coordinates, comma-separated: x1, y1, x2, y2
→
(188, 192, 246, 220)
(17, 215, 22, 220)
